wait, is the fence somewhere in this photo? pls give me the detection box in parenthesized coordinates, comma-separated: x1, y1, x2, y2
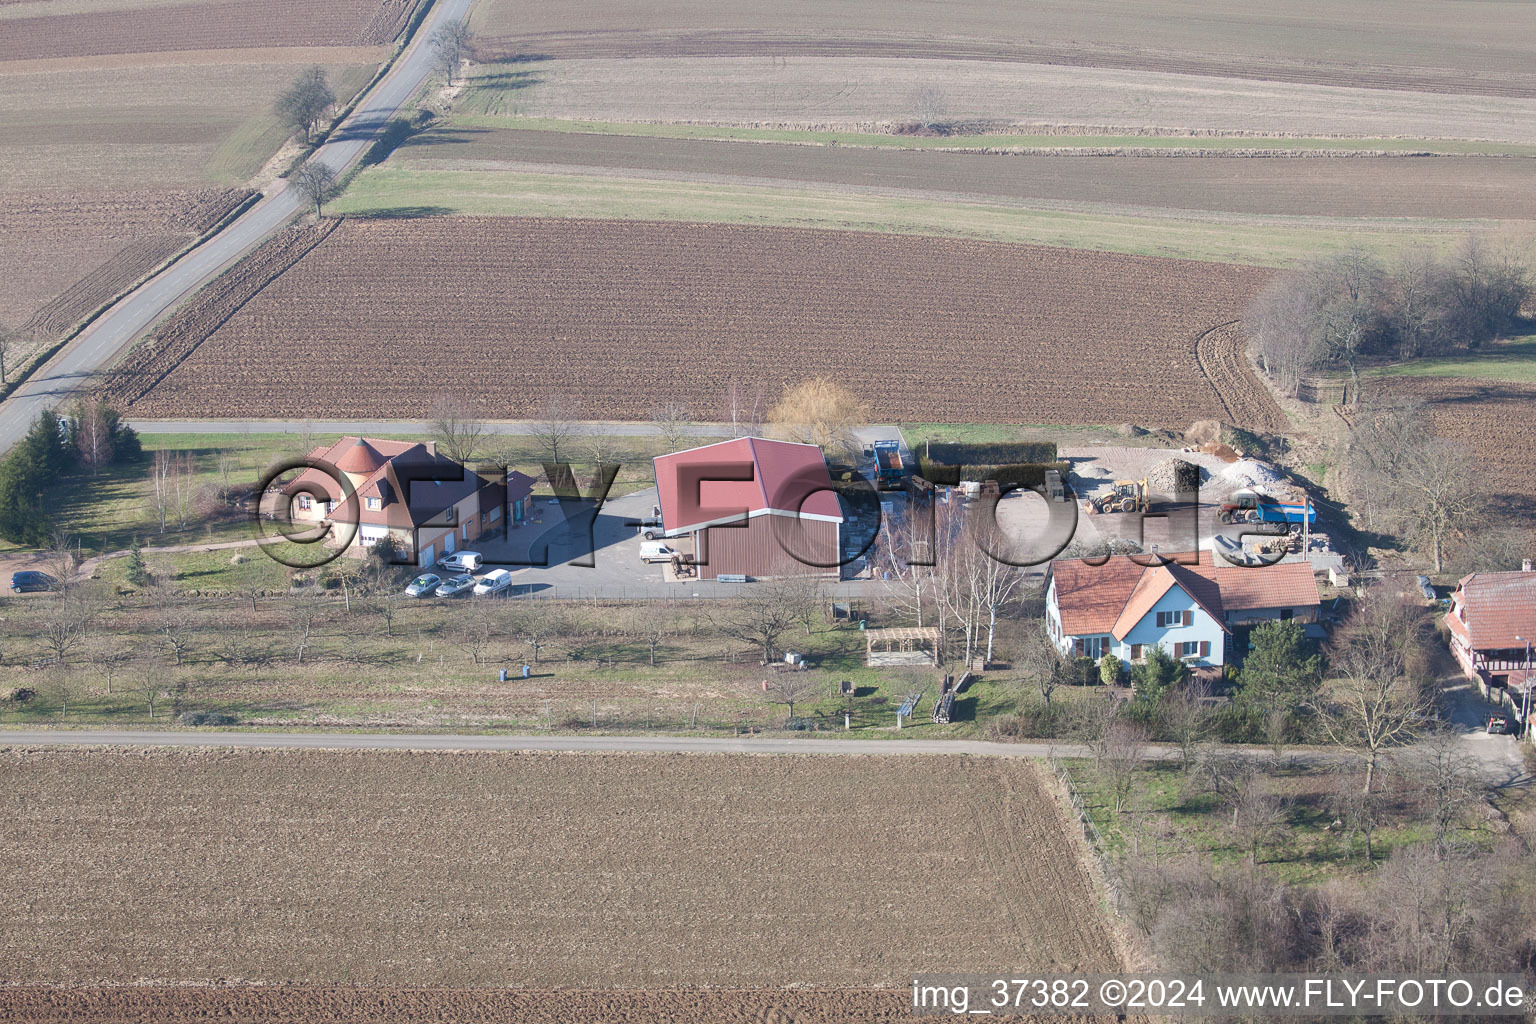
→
(1047, 754, 1122, 914)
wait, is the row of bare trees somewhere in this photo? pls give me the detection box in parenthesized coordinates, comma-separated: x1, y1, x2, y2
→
(1249, 235, 1530, 397)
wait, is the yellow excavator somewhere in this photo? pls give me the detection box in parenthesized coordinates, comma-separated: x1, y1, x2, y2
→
(1085, 478, 1148, 515)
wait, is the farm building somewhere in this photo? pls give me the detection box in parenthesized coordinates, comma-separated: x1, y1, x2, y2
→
(1445, 569, 1536, 732)
(1045, 551, 1320, 673)
(283, 437, 519, 566)
(653, 437, 843, 579)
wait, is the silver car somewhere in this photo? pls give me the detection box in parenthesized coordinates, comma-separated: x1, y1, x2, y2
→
(434, 573, 476, 598)
(405, 573, 441, 598)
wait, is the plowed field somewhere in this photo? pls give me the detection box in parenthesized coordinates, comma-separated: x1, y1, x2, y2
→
(114, 217, 1275, 430)
(0, 0, 421, 62)
(0, 188, 252, 341)
(0, 748, 1122, 1019)
(398, 127, 1536, 220)
(1373, 377, 1536, 505)
(473, 0, 1536, 97)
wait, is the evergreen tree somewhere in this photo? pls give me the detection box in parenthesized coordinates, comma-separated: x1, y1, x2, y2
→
(1236, 619, 1323, 716)
(1132, 645, 1185, 703)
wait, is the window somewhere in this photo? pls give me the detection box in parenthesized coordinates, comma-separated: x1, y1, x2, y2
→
(1175, 640, 1212, 659)
(366, 497, 381, 511)
(488, 505, 500, 522)
(1156, 610, 1194, 628)
(1130, 644, 1144, 662)
(1279, 608, 1293, 621)
(1081, 635, 1111, 659)
(297, 495, 312, 511)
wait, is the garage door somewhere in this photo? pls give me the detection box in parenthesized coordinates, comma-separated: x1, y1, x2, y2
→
(419, 544, 434, 567)
(445, 532, 456, 555)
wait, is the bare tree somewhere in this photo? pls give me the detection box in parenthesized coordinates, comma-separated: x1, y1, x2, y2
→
(156, 603, 197, 667)
(1410, 729, 1485, 856)
(763, 672, 821, 722)
(580, 426, 624, 469)
(458, 605, 495, 666)
(430, 18, 474, 86)
(1101, 719, 1149, 811)
(711, 578, 805, 665)
(273, 65, 335, 143)
(132, 656, 165, 720)
(289, 599, 320, 664)
(529, 396, 579, 464)
(70, 397, 115, 477)
(650, 400, 694, 453)
(1160, 677, 1212, 771)
(1319, 583, 1436, 795)
(0, 321, 13, 385)
(292, 162, 340, 217)
(769, 378, 868, 462)
(429, 393, 487, 464)
(1394, 437, 1486, 573)
(909, 84, 952, 132)
(94, 643, 136, 695)
(37, 587, 97, 666)
(509, 601, 561, 664)
(722, 381, 765, 438)
(1015, 619, 1061, 707)
(1231, 783, 1289, 865)
(630, 610, 672, 667)
(44, 526, 83, 589)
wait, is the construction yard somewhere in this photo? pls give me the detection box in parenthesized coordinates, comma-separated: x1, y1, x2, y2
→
(0, 748, 1124, 1018)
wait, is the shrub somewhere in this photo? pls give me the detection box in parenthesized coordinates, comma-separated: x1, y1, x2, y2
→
(1099, 654, 1123, 685)
(178, 710, 237, 727)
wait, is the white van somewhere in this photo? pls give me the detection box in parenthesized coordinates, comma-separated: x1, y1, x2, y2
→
(639, 541, 677, 563)
(439, 550, 483, 572)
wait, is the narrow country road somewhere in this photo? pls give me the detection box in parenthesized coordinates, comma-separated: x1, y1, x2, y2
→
(0, 0, 473, 453)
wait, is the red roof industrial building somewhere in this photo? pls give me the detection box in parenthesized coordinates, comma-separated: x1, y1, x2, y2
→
(653, 437, 844, 579)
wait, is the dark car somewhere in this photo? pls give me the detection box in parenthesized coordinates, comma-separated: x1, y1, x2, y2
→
(10, 571, 58, 593)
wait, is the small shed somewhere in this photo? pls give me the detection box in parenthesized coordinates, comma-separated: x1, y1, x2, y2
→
(865, 626, 941, 667)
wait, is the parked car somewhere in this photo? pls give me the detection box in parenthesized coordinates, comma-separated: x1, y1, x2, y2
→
(639, 541, 677, 563)
(1488, 714, 1511, 735)
(474, 568, 514, 596)
(635, 518, 664, 540)
(10, 571, 58, 593)
(435, 573, 476, 597)
(439, 551, 483, 572)
(405, 573, 441, 598)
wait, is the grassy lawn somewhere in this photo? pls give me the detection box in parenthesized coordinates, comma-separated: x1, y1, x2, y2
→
(1356, 335, 1536, 384)
(0, 589, 1036, 737)
(449, 115, 1536, 158)
(331, 166, 1471, 268)
(1063, 759, 1494, 884)
(10, 429, 698, 565)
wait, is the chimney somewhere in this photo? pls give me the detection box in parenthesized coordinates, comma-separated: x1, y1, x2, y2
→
(1523, 559, 1533, 573)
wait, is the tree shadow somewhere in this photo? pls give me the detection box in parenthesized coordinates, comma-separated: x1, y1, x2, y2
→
(343, 206, 455, 220)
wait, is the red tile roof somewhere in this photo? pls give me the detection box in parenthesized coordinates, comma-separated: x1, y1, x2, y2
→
(654, 437, 843, 534)
(285, 436, 487, 530)
(1051, 551, 1320, 638)
(1449, 572, 1536, 649)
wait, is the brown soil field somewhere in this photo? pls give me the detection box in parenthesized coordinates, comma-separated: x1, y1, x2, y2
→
(1195, 322, 1286, 433)
(0, 749, 1122, 991)
(399, 128, 1536, 220)
(111, 217, 1275, 429)
(473, 0, 1536, 97)
(0, 986, 1103, 1023)
(1372, 377, 1536, 506)
(0, 0, 421, 62)
(0, 188, 252, 341)
(475, 58, 1536, 145)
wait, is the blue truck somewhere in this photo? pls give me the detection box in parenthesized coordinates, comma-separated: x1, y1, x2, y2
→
(871, 439, 907, 486)
(1217, 489, 1317, 527)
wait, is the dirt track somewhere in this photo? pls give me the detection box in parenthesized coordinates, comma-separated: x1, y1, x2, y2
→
(398, 128, 1536, 220)
(111, 217, 1273, 430)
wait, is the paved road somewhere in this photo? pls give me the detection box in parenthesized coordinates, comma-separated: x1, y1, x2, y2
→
(0, 0, 473, 453)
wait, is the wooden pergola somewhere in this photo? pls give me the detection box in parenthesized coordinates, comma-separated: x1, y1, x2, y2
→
(865, 626, 941, 667)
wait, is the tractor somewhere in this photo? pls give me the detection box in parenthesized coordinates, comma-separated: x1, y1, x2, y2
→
(1086, 478, 1148, 515)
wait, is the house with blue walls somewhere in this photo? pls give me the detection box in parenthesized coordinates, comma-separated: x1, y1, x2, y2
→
(1045, 551, 1320, 675)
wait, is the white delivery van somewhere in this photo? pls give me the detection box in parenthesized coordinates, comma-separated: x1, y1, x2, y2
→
(638, 541, 677, 563)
